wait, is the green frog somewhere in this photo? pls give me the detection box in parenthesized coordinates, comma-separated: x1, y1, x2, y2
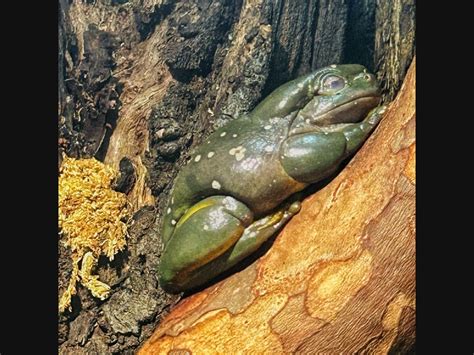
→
(158, 64, 386, 293)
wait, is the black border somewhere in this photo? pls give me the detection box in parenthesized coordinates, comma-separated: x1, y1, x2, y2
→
(416, 2, 473, 352)
(3, 1, 473, 353)
(1, 1, 58, 353)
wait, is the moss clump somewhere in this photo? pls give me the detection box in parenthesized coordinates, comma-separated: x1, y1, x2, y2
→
(58, 156, 129, 313)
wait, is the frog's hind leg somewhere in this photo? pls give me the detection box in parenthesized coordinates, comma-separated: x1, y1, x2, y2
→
(172, 201, 301, 292)
(159, 195, 254, 292)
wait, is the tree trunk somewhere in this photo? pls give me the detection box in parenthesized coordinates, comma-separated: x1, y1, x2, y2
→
(58, 1, 415, 353)
(139, 57, 415, 354)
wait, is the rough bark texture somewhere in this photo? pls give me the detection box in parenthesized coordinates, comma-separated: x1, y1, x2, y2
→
(139, 58, 416, 355)
(58, 0, 415, 353)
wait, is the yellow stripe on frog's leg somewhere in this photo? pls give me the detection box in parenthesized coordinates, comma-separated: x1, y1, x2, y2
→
(255, 211, 285, 231)
(175, 198, 219, 229)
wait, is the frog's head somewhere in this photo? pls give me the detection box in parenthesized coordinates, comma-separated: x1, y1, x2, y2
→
(297, 64, 381, 126)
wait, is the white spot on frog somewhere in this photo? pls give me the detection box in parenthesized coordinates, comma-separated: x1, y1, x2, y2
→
(167, 208, 171, 214)
(241, 157, 259, 171)
(229, 146, 246, 161)
(203, 224, 209, 231)
(171, 197, 175, 204)
(278, 99, 288, 109)
(330, 64, 337, 68)
(194, 155, 201, 162)
(171, 219, 177, 225)
(264, 125, 271, 130)
(208, 152, 215, 158)
(232, 134, 238, 138)
(220, 132, 227, 137)
(212, 180, 221, 190)
(305, 119, 311, 124)
(222, 196, 237, 211)
(272, 179, 277, 183)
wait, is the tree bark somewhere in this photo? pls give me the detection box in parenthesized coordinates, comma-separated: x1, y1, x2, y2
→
(139, 57, 416, 355)
(58, 0, 415, 353)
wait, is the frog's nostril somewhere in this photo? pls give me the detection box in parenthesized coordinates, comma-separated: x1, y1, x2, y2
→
(355, 72, 374, 82)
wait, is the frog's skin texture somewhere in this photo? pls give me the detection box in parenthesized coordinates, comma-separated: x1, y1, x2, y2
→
(158, 64, 386, 293)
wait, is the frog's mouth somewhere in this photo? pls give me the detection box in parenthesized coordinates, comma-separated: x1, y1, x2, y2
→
(315, 95, 381, 125)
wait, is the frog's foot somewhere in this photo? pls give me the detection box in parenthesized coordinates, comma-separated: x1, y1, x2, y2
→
(338, 104, 387, 157)
(159, 195, 253, 293)
(366, 104, 387, 125)
(226, 200, 302, 265)
(316, 104, 386, 157)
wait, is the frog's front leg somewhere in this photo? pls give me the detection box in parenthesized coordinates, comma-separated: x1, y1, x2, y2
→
(331, 105, 387, 158)
(281, 105, 386, 183)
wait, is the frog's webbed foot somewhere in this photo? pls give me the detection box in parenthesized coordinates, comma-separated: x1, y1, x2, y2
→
(334, 104, 387, 158)
(159, 198, 301, 293)
(226, 200, 301, 265)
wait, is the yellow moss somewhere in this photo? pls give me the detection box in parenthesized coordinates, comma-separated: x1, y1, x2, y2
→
(58, 156, 129, 313)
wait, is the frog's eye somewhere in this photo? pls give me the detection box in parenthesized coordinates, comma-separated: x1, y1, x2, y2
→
(321, 75, 346, 92)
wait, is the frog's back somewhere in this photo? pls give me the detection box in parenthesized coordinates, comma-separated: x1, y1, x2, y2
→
(167, 116, 305, 221)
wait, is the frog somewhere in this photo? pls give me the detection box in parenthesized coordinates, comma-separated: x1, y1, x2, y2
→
(158, 64, 386, 293)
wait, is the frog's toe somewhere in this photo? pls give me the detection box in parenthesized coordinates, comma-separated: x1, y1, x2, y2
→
(159, 196, 254, 293)
(366, 104, 388, 125)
